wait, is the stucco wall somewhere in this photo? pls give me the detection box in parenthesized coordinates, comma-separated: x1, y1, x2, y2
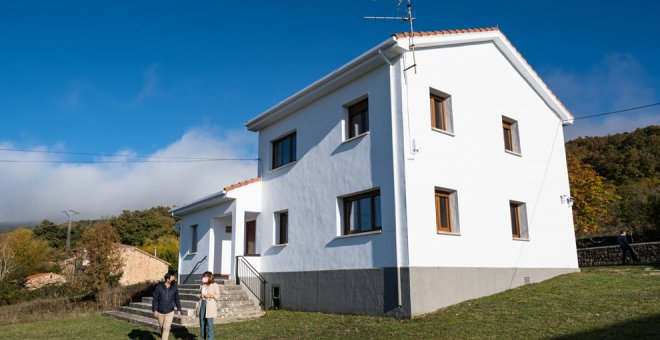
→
(119, 247, 169, 286)
(399, 42, 578, 270)
(178, 199, 235, 275)
(256, 64, 399, 273)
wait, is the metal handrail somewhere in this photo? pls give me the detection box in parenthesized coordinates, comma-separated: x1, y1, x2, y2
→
(236, 255, 266, 307)
(183, 255, 207, 284)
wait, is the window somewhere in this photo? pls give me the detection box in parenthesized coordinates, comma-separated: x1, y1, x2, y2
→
(435, 189, 460, 233)
(272, 132, 296, 169)
(502, 116, 521, 154)
(509, 201, 528, 239)
(347, 98, 369, 139)
(190, 224, 198, 253)
(343, 190, 381, 235)
(430, 90, 453, 133)
(276, 211, 288, 245)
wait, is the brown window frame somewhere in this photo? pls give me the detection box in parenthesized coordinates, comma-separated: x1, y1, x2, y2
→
(347, 98, 369, 139)
(343, 189, 381, 235)
(435, 190, 452, 233)
(430, 94, 447, 131)
(503, 120, 514, 152)
(272, 132, 296, 169)
(278, 211, 288, 245)
(510, 203, 521, 238)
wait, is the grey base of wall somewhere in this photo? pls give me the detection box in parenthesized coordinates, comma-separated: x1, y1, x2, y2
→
(261, 266, 578, 318)
(408, 266, 579, 316)
(179, 273, 204, 284)
(578, 242, 660, 266)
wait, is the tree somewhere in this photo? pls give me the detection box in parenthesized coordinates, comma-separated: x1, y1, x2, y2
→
(75, 222, 123, 292)
(567, 155, 620, 237)
(33, 219, 67, 249)
(141, 235, 179, 273)
(110, 206, 177, 246)
(0, 240, 16, 282)
(1, 228, 53, 279)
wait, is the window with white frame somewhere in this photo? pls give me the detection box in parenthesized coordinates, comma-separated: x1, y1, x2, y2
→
(342, 189, 381, 235)
(275, 211, 288, 245)
(190, 224, 198, 253)
(347, 98, 369, 139)
(272, 131, 296, 169)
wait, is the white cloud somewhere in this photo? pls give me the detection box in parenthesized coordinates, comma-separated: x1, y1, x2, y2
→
(543, 53, 658, 140)
(0, 128, 257, 224)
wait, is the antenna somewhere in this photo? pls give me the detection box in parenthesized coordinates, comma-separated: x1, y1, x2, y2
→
(364, 0, 418, 73)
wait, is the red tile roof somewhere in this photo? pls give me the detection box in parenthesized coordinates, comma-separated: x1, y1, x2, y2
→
(224, 178, 262, 192)
(26, 272, 65, 281)
(393, 26, 572, 117)
(393, 26, 499, 38)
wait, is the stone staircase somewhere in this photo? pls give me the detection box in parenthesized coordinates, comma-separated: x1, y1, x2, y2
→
(103, 278, 265, 329)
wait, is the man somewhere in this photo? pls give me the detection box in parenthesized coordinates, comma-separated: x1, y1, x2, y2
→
(152, 272, 182, 340)
(618, 230, 638, 265)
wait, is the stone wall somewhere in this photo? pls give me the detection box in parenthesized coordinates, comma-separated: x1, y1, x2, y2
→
(119, 245, 169, 286)
(577, 242, 660, 266)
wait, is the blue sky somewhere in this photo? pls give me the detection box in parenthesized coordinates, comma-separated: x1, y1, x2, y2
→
(1, 0, 659, 223)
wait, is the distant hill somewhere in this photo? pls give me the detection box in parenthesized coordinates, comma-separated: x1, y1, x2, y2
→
(0, 221, 34, 234)
(566, 125, 659, 242)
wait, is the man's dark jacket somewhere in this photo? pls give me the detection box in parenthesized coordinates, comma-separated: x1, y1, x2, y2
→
(152, 282, 181, 314)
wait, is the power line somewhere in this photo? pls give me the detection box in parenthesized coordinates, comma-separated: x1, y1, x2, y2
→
(0, 147, 254, 161)
(0, 158, 258, 164)
(570, 102, 660, 121)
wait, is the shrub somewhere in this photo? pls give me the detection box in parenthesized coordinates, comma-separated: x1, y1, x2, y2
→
(95, 281, 157, 310)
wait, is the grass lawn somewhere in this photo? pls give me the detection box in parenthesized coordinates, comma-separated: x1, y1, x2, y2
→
(1, 265, 658, 339)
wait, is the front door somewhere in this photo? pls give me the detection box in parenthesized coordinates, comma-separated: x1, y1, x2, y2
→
(245, 220, 256, 255)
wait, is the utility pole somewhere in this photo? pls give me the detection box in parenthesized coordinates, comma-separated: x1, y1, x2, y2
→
(62, 210, 80, 251)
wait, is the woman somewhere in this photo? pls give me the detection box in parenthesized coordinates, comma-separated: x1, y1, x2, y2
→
(197, 271, 220, 339)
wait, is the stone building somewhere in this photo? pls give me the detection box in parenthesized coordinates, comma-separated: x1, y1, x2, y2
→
(117, 244, 170, 286)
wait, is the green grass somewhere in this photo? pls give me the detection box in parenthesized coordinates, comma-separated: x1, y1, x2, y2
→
(1, 266, 658, 339)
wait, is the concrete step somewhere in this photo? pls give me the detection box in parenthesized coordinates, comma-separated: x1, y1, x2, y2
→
(102, 310, 193, 330)
(142, 297, 197, 309)
(128, 302, 195, 316)
(134, 297, 255, 311)
(119, 306, 195, 325)
(104, 307, 265, 329)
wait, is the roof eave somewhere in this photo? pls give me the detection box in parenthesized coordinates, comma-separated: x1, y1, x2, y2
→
(170, 191, 233, 216)
(245, 37, 402, 132)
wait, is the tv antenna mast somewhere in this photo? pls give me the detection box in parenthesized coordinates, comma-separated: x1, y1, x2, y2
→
(364, 0, 418, 73)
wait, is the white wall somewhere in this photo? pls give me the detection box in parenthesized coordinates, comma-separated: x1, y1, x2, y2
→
(256, 64, 400, 273)
(178, 199, 235, 275)
(399, 42, 578, 269)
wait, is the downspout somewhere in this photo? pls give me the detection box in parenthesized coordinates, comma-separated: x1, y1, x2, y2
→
(380, 48, 404, 310)
(171, 211, 182, 281)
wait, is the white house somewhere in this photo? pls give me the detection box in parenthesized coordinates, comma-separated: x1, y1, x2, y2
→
(173, 27, 579, 318)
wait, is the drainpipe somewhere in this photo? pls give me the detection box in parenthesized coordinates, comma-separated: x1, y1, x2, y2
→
(382, 47, 404, 311)
(171, 211, 182, 281)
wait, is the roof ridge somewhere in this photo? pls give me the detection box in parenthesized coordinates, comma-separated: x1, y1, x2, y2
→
(393, 26, 499, 38)
(224, 177, 262, 192)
